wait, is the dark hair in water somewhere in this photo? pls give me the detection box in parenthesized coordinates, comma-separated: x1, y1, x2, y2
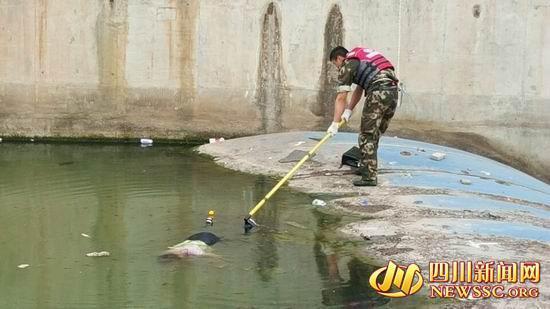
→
(187, 232, 220, 246)
(329, 46, 348, 61)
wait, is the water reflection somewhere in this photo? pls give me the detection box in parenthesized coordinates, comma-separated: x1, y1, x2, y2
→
(313, 210, 390, 307)
(253, 176, 280, 282)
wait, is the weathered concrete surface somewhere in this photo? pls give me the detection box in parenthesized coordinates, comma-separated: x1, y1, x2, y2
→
(0, 0, 549, 180)
(198, 131, 550, 307)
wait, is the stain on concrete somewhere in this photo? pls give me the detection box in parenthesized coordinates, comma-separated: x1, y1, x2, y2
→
(96, 0, 128, 113)
(37, 0, 48, 75)
(174, 0, 198, 120)
(473, 4, 481, 18)
(314, 4, 344, 122)
(256, 2, 287, 133)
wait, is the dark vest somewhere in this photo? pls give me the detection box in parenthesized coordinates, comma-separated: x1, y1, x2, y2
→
(346, 47, 394, 90)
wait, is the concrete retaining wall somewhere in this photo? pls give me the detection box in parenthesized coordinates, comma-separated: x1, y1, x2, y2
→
(1, 0, 548, 179)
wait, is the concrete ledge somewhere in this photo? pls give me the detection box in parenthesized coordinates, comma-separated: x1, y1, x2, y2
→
(198, 131, 550, 307)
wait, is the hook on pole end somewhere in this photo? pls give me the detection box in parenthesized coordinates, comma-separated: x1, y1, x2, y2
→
(244, 217, 257, 233)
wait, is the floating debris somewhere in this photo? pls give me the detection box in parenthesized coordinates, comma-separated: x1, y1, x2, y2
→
(208, 138, 225, 144)
(460, 179, 472, 185)
(17, 264, 30, 269)
(81, 233, 91, 238)
(0, 138, 2, 143)
(140, 138, 153, 147)
(86, 251, 110, 257)
(400, 151, 412, 156)
(430, 152, 446, 161)
(285, 221, 307, 229)
(312, 199, 327, 207)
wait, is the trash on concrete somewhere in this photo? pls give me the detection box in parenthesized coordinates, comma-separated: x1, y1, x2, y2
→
(312, 199, 327, 207)
(468, 241, 498, 248)
(430, 152, 447, 161)
(359, 199, 369, 206)
(17, 264, 30, 269)
(417, 148, 426, 152)
(495, 180, 511, 186)
(388, 161, 397, 165)
(481, 211, 499, 220)
(360, 233, 371, 241)
(400, 151, 412, 156)
(413, 200, 423, 204)
(86, 251, 110, 257)
(81, 233, 91, 238)
(481, 171, 491, 176)
(324, 172, 332, 176)
(208, 137, 225, 144)
(140, 138, 153, 145)
(460, 179, 472, 185)
(293, 141, 305, 146)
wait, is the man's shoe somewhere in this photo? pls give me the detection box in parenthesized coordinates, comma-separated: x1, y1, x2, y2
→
(353, 178, 377, 187)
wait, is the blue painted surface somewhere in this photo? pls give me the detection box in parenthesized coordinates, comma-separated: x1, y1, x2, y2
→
(387, 172, 550, 205)
(440, 219, 550, 243)
(313, 133, 550, 205)
(413, 195, 550, 219)
(305, 132, 550, 242)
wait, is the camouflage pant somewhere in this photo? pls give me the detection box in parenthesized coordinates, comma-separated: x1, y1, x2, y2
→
(359, 81, 398, 180)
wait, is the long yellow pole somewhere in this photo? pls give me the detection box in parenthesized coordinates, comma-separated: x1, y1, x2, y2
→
(247, 120, 345, 217)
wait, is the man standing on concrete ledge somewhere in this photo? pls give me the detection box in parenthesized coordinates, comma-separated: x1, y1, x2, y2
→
(326, 46, 399, 186)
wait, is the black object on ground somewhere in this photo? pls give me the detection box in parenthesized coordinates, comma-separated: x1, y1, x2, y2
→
(340, 146, 362, 168)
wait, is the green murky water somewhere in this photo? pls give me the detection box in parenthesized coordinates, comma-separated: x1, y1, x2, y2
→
(0, 143, 421, 308)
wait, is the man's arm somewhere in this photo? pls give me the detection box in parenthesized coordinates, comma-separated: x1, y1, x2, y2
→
(348, 85, 364, 111)
(327, 60, 356, 134)
(332, 92, 348, 123)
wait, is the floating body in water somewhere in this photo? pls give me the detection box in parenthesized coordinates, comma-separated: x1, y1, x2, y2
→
(160, 232, 220, 259)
